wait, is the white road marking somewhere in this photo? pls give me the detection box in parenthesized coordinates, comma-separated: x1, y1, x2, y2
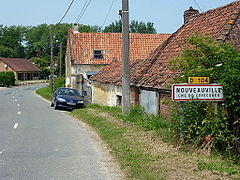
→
(17, 111, 21, 115)
(17, 104, 20, 107)
(12, 96, 15, 99)
(0, 152, 2, 155)
(15, 99, 17, 102)
(14, 123, 18, 129)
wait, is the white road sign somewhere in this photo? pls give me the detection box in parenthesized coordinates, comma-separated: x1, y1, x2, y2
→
(172, 84, 224, 101)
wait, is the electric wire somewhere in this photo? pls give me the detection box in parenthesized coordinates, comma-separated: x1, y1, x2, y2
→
(77, 0, 92, 23)
(102, 0, 115, 30)
(192, 0, 203, 12)
(75, 0, 89, 23)
(58, 0, 76, 24)
(75, 0, 92, 24)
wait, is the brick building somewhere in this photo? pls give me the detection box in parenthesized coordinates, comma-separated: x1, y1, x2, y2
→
(0, 58, 41, 81)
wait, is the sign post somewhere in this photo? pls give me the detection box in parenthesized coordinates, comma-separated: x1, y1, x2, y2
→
(179, 102, 184, 140)
(172, 80, 224, 140)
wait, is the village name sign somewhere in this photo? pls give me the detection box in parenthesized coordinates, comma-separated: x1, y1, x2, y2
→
(172, 77, 224, 101)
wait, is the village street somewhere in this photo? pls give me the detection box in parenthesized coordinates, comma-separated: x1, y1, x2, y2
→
(0, 84, 122, 180)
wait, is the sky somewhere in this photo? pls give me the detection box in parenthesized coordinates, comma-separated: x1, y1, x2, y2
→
(0, 0, 236, 33)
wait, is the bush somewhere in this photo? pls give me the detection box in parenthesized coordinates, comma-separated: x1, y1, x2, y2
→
(53, 75, 65, 91)
(171, 34, 240, 160)
(124, 105, 171, 130)
(0, 71, 15, 87)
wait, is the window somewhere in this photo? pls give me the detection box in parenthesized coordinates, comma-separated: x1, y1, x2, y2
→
(93, 50, 104, 59)
(87, 75, 92, 79)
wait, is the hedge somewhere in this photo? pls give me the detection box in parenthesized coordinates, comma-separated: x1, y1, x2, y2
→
(0, 71, 15, 87)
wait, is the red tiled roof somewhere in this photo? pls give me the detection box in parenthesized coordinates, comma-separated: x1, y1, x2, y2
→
(67, 31, 171, 64)
(92, 1, 240, 89)
(91, 59, 144, 86)
(0, 58, 41, 72)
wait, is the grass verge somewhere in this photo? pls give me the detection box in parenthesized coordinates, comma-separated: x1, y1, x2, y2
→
(35, 86, 52, 101)
(197, 159, 240, 176)
(36, 86, 240, 179)
(71, 107, 167, 180)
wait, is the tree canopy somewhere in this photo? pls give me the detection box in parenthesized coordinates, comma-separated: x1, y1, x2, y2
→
(0, 25, 26, 58)
(103, 20, 157, 34)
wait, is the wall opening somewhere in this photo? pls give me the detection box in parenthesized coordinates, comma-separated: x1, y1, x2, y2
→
(116, 95, 122, 106)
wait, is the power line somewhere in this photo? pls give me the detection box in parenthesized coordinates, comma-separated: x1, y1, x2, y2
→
(75, 0, 92, 24)
(58, 0, 76, 24)
(75, 0, 89, 23)
(102, 0, 115, 29)
(192, 0, 203, 12)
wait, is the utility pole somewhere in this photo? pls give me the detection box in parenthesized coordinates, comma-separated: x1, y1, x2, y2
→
(121, 0, 130, 114)
(50, 29, 54, 91)
(59, 42, 63, 77)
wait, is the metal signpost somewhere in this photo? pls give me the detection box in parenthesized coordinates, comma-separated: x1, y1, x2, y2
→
(172, 77, 224, 139)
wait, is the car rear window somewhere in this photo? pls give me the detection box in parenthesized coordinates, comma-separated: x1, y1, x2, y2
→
(58, 88, 80, 96)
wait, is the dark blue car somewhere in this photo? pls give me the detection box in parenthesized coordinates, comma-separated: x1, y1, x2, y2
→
(51, 87, 84, 110)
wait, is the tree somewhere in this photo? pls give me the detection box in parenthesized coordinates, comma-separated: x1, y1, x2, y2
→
(130, 20, 157, 34)
(24, 24, 51, 59)
(78, 24, 101, 33)
(0, 45, 17, 57)
(103, 20, 122, 33)
(103, 20, 157, 34)
(0, 25, 26, 57)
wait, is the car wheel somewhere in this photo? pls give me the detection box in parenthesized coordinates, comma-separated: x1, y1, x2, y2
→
(54, 103, 58, 110)
(79, 104, 84, 108)
(51, 102, 54, 107)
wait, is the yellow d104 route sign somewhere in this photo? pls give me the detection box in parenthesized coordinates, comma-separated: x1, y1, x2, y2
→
(188, 77, 210, 84)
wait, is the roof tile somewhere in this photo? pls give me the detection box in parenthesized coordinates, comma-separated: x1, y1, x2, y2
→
(67, 32, 171, 65)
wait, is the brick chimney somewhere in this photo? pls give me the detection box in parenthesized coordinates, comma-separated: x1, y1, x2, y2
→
(184, 6, 199, 24)
(72, 23, 79, 33)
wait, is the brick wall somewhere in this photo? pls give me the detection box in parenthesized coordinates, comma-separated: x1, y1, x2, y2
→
(0, 62, 7, 72)
(0, 61, 14, 72)
(160, 93, 172, 118)
(130, 86, 140, 105)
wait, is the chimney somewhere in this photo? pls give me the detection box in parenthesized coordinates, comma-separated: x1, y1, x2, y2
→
(184, 6, 199, 24)
(72, 23, 79, 33)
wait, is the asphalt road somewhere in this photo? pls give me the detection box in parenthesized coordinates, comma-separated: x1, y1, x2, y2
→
(0, 84, 122, 180)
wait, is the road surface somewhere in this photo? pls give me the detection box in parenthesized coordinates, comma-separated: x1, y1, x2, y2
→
(0, 84, 122, 180)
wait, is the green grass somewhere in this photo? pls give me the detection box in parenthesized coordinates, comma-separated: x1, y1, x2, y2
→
(87, 104, 174, 143)
(71, 107, 167, 180)
(198, 160, 240, 175)
(35, 86, 53, 101)
(87, 104, 123, 118)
